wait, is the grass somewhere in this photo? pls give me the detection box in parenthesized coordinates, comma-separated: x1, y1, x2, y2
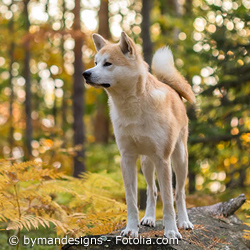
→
(1, 227, 57, 250)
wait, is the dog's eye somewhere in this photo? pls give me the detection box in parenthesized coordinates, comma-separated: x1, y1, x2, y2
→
(103, 62, 112, 67)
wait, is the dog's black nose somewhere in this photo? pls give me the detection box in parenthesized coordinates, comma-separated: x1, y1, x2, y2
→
(82, 71, 91, 79)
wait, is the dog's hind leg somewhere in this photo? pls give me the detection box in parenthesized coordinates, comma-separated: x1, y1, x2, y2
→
(140, 155, 157, 227)
(153, 156, 182, 239)
(172, 128, 194, 230)
(120, 153, 140, 238)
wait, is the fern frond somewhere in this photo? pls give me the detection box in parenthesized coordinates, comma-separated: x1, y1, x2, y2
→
(0, 193, 11, 204)
(0, 207, 18, 222)
(242, 200, 250, 212)
(0, 214, 7, 222)
(12, 161, 38, 171)
(0, 159, 128, 238)
(0, 173, 13, 187)
(7, 215, 67, 233)
(243, 229, 250, 240)
(16, 168, 64, 182)
(68, 213, 86, 219)
(38, 180, 81, 198)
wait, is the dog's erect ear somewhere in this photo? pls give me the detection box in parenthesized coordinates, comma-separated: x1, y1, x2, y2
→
(119, 32, 136, 57)
(92, 34, 107, 51)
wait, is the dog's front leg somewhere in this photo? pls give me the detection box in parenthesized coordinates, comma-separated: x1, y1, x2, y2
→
(120, 153, 139, 238)
(154, 157, 182, 239)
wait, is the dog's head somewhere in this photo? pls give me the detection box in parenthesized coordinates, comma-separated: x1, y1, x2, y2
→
(83, 32, 145, 89)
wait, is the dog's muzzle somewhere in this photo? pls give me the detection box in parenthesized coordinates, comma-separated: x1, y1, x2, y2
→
(82, 71, 111, 88)
(82, 71, 91, 80)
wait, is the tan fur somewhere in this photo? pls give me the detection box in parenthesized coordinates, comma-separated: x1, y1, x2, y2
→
(99, 45, 131, 66)
(83, 32, 194, 239)
(152, 46, 196, 104)
(155, 70, 196, 104)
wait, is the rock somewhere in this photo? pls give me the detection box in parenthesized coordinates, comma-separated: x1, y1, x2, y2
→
(62, 194, 250, 250)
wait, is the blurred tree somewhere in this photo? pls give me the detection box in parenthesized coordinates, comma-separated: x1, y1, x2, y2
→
(93, 0, 110, 144)
(8, 0, 14, 154)
(23, 0, 33, 158)
(185, 0, 193, 14)
(173, 0, 181, 43)
(72, 0, 86, 177)
(98, 0, 111, 39)
(60, 0, 68, 144)
(158, 0, 175, 36)
(141, 0, 153, 66)
(139, 0, 153, 209)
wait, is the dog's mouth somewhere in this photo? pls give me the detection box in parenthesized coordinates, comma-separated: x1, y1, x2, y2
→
(85, 81, 111, 88)
(100, 83, 111, 88)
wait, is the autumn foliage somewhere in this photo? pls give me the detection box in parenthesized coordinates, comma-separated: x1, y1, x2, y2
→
(0, 159, 126, 247)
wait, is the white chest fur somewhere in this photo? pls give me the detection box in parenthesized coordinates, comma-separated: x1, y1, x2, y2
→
(108, 96, 167, 156)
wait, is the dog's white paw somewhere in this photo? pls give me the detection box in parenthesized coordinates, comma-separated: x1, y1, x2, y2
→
(140, 216, 155, 227)
(178, 220, 194, 230)
(164, 229, 182, 239)
(121, 228, 138, 238)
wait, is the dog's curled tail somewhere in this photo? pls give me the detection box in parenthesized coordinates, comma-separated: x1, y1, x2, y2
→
(152, 47, 196, 104)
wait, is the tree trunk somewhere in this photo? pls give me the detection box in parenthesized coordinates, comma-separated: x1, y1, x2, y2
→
(173, 0, 181, 43)
(53, 87, 57, 129)
(62, 194, 250, 250)
(159, 0, 181, 43)
(140, 0, 153, 208)
(238, 168, 246, 188)
(23, 0, 32, 158)
(98, 0, 110, 38)
(93, 98, 109, 143)
(8, 1, 15, 154)
(187, 105, 198, 194)
(141, 0, 153, 67)
(72, 0, 86, 177)
(185, 0, 193, 14)
(159, 0, 167, 15)
(59, 0, 69, 147)
(93, 0, 110, 144)
(188, 164, 196, 194)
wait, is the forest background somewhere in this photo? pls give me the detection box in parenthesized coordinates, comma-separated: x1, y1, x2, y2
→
(0, 0, 250, 248)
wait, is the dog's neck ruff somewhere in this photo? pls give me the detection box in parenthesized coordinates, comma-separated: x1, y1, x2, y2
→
(106, 73, 146, 100)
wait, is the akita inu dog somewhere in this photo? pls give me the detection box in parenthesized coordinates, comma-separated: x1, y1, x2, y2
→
(83, 32, 195, 239)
